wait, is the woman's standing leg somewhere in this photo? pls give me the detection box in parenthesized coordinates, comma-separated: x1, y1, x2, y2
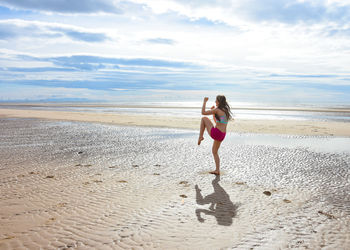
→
(210, 140, 222, 175)
(198, 117, 213, 145)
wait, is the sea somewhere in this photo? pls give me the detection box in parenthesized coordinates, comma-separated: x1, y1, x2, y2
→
(1, 101, 350, 122)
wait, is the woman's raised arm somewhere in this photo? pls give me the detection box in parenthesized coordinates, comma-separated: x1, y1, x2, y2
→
(201, 97, 216, 116)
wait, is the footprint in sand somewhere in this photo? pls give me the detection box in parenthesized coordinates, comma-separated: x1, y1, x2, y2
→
(75, 164, 92, 167)
(318, 210, 336, 219)
(179, 181, 190, 187)
(0, 236, 16, 242)
(57, 202, 67, 207)
(45, 218, 56, 224)
(235, 182, 246, 185)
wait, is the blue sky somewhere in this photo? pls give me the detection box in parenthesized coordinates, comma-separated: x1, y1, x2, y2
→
(0, 0, 350, 105)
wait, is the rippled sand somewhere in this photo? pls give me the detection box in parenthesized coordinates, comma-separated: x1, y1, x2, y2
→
(0, 118, 349, 249)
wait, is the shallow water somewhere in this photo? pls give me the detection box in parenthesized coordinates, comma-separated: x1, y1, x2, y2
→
(2, 103, 350, 122)
(0, 118, 349, 249)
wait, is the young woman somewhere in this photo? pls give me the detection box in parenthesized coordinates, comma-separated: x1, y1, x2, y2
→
(198, 95, 232, 175)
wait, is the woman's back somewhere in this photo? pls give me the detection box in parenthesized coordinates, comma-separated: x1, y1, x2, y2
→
(215, 108, 228, 133)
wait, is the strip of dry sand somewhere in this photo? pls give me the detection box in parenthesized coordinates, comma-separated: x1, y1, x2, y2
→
(0, 108, 349, 136)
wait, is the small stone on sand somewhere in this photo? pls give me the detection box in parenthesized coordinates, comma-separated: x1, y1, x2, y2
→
(118, 180, 128, 183)
(283, 199, 291, 203)
(78, 151, 83, 154)
(45, 175, 54, 179)
(153, 173, 160, 175)
(263, 191, 272, 196)
(179, 181, 188, 185)
(180, 194, 187, 198)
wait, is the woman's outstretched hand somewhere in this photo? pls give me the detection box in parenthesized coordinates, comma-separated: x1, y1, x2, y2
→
(204, 97, 209, 102)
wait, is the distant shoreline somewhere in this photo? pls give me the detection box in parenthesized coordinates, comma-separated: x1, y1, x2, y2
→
(1, 102, 350, 113)
(1, 108, 349, 137)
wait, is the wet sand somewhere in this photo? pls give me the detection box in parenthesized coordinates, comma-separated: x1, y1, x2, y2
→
(0, 108, 349, 136)
(0, 118, 349, 249)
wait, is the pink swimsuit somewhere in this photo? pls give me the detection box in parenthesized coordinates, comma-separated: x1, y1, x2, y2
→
(210, 127, 226, 141)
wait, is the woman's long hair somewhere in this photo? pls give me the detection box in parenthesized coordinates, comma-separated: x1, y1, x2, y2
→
(216, 95, 232, 120)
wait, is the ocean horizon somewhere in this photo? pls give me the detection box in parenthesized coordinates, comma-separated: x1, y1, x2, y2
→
(1, 101, 350, 123)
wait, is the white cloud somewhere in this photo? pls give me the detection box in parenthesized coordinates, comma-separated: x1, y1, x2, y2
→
(0, 1, 349, 103)
(0, 0, 121, 14)
(0, 19, 109, 42)
(0, 83, 113, 101)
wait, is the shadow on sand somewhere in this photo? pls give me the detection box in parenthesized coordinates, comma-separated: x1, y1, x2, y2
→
(195, 175, 239, 226)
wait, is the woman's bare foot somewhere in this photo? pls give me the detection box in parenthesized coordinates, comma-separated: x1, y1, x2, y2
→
(209, 170, 220, 175)
(198, 137, 204, 145)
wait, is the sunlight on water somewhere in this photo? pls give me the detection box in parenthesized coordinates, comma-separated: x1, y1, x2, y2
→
(1, 102, 350, 122)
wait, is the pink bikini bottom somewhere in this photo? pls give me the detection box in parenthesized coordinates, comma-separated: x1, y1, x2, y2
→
(210, 127, 226, 141)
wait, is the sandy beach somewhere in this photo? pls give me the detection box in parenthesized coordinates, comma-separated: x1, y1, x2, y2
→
(0, 108, 350, 249)
(0, 108, 349, 136)
(3, 0, 350, 248)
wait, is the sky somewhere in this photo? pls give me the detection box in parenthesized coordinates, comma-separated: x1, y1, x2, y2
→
(0, 0, 350, 105)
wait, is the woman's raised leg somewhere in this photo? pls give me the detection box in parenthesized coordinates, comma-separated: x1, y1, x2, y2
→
(198, 117, 213, 145)
(210, 140, 222, 175)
